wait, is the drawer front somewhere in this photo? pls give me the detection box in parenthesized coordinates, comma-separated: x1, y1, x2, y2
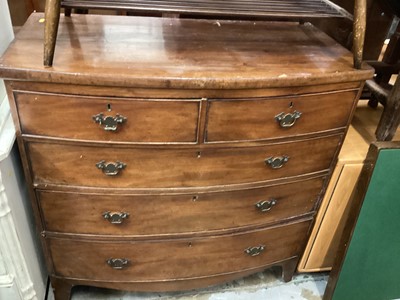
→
(38, 176, 324, 235)
(206, 90, 358, 142)
(28, 135, 340, 188)
(48, 221, 310, 281)
(15, 92, 200, 143)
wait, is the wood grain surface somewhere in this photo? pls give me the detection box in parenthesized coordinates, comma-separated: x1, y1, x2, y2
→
(206, 90, 358, 142)
(0, 13, 373, 88)
(27, 134, 341, 188)
(49, 258, 297, 294)
(15, 91, 200, 143)
(38, 176, 324, 237)
(14, 89, 357, 144)
(9, 80, 362, 99)
(48, 220, 311, 282)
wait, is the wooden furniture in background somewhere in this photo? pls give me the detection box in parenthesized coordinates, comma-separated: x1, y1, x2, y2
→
(374, 73, 400, 140)
(0, 12, 372, 300)
(299, 0, 400, 270)
(298, 102, 400, 272)
(42, 0, 366, 67)
(313, 0, 395, 62)
(25, 0, 44, 14)
(364, 0, 400, 141)
(324, 141, 400, 300)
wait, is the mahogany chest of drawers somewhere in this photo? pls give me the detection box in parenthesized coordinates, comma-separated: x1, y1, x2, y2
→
(0, 13, 372, 300)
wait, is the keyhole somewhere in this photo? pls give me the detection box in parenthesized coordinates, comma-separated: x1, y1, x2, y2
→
(192, 195, 199, 202)
(107, 103, 112, 111)
(188, 242, 192, 247)
(289, 101, 293, 108)
(197, 151, 202, 158)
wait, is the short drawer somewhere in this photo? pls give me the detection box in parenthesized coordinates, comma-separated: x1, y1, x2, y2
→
(205, 90, 358, 142)
(38, 176, 324, 236)
(48, 220, 310, 281)
(28, 134, 341, 188)
(14, 92, 200, 143)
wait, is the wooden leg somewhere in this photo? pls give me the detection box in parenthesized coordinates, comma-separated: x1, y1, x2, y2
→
(376, 74, 400, 141)
(76, 8, 89, 14)
(368, 96, 379, 108)
(51, 277, 74, 300)
(44, 0, 61, 67)
(281, 257, 299, 282)
(64, 8, 72, 17)
(353, 0, 367, 69)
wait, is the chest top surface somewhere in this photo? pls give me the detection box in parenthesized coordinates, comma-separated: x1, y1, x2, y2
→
(0, 13, 372, 89)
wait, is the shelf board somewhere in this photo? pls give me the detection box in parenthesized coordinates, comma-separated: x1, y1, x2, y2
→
(61, 0, 353, 20)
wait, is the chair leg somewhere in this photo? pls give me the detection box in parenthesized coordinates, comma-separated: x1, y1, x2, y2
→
(353, 0, 367, 69)
(64, 8, 72, 17)
(376, 74, 400, 141)
(44, 0, 61, 67)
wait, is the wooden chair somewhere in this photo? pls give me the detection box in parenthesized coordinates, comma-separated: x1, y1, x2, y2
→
(372, 70, 400, 141)
(364, 0, 400, 141)
(43, 0, 367, 69)
(366, 33, 400, 141)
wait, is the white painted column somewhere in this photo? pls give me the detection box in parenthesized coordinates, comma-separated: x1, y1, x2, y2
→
(0, 1, 47, 299)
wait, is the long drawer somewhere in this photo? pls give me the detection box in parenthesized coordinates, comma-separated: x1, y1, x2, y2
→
(48, 220, 311, 282)
(14, 92, 200, 143)
(38, 176, 324, 236)
(28, 134, 341, 188)
(206, 90, 358, 142)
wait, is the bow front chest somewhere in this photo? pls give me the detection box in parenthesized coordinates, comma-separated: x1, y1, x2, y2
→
(0, 13, 372, 300)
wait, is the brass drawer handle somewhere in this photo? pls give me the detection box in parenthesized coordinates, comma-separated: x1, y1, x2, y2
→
(106, 258, 130, 269)
(255, 199, 277, 212)
(102, 211, 129, 224)
(275, 111, 302, 128)
(265, 156, 289, 169)
(96, 160, 126, 176)
(245, 245, 266, 257)
(92, 113, 127, 131)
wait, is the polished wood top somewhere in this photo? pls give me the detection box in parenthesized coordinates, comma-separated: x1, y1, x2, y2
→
(0, 13, 372, 89)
